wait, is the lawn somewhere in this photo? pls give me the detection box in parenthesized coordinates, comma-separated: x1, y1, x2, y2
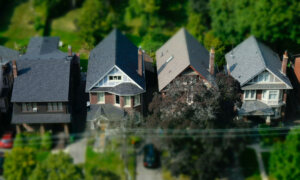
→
(85, 145, 126, 180)
(50, 8, 89, 72)
(239, 148, 261, 180)
(0, 0, 43, 49)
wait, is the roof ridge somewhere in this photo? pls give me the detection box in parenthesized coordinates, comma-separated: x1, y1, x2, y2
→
(252, 36, 267, 69)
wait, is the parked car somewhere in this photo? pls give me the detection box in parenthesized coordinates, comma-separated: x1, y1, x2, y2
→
(0, 132, 14, 149)
(0, 152, 4, 174)
(143, 144, 160, 168)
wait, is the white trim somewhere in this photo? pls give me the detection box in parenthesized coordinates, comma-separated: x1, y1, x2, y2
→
(266, 68, 292, 89)
(244, 90, 256, 100)
(115, 66, 143, 89)
(88, 66, 115, 91)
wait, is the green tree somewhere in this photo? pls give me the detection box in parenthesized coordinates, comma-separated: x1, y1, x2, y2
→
(210, 0, 300, 52)
(3, 148, 37, 180)
(41, 132, 52, 150)
(30, 152, 83, 180)
(269, 128, 300, 179)
(13, 133, 24, 148)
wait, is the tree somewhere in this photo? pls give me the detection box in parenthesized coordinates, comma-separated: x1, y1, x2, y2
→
(210, 0, 300, 53)
(146, 73, 245, 179)
(13, 133, 24, 148)
(41, 132, 52, 150)
(30, 152, 83, 180)
(269, 128, 300, 179)
(3, 148, 37, 180)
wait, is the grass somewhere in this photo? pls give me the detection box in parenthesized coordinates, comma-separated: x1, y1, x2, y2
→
(0, 0, 43, 49)
(239, 148, 261, 180)
(85, 145, 126, 180)
(50, 8, 90, 72)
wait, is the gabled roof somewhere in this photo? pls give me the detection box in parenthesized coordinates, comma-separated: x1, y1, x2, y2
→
(0, 46, 19, 64)
(20, 37, 67, 60)
(85, 29, 145, 92)
(11, 37, 72, 102)
(225, 36, 292, 88)
(155, 28, 213, 91)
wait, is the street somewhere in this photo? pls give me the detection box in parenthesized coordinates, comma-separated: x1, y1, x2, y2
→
(136, 153, 162, 180)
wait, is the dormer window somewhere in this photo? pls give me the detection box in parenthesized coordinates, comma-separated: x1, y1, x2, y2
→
(109, 75, 122, 81)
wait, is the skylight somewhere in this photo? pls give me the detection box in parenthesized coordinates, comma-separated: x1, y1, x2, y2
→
(166, 56, 174, 63)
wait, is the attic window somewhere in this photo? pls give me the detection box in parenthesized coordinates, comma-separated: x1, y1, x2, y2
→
(166, 56, 174, 63)
(109, 75, 122, 81)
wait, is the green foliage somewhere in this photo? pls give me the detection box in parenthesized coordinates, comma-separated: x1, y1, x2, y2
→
(203, 31, 226, 67)
(41, 132, 52, 150)
(13, 133, 24, 148)
(258, 124, 286, 147)
(239, 148, 260, 179)
(3, 147, 37, 180)
(85, 146, 124, 180)
(269, 128, 300, 179)
(30, 152, 83, 180)
(210, 0, 300, 52)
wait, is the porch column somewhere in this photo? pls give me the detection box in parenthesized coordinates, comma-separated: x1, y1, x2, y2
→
(16, 125, 21, 134)
(266, 116, 271, 124)
(64, 124, 69, 137)
(40, 124, 45, 135)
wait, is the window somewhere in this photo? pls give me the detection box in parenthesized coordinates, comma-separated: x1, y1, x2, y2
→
(109, 75, 122, 81)
(48, 102, 63, 112)
(97, 92, 105, 104)
(244, 90, 256, 100)
(115, 95, 120, 105)
(124, 96, 131, 107)
(22, 103, 37, 112)
(262, 90, 267, 100)
(134, 95, 140, 106)
(269, 90, 278, 100)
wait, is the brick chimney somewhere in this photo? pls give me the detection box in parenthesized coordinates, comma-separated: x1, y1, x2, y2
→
(12, 60, 17, 78)
(209, 48, 215, 75)
(281, 50, 288, 75)
(137, 47, 143, 77)
(68, 45, 72, 56)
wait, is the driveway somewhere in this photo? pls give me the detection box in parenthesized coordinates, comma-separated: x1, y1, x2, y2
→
(136, 153, 162, 180)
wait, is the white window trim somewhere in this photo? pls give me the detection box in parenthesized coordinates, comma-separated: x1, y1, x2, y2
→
(134, 95, 141, 107)
(261, 90, 281, 102)
(124, 96, 131, 107)
(108, 75, 122, 82)
(97, 92, 105, 104)
(244, 90, 256, 100)
(268, 90, 279, 100)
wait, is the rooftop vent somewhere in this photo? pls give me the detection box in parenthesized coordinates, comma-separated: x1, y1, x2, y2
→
(166, 56, 174, 63)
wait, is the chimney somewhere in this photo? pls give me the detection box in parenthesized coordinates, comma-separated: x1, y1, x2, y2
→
(68, 45, 72, 56)
(209, 48, 215, 75)
(281, 50, 288, 75)
(12, 60, 17, 78)
(138, 47, 143, 76)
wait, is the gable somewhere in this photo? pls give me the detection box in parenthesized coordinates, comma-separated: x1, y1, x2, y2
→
(92, 66, 141, 89)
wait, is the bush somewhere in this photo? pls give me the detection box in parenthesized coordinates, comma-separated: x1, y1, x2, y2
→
(41, 132, 52, 150)
(13, 133, 24, 148)
(26, 133, 41, 149)
(258, 124, 286, 147)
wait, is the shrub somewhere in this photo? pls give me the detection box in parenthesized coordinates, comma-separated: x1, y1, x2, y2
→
(41, 132, 52, 150)
(13, 133, 24, 148)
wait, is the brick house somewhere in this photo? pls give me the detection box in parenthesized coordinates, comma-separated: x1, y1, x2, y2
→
(85, 29, 147, 129)
(11, 37, 80, 135)
(155, 28, 215, 101)
(225, 36, 293, 123)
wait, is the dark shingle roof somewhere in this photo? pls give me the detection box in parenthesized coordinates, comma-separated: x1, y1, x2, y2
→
(11, 37, 72, 102)
(11, 58, 71, 102)
(86, 29, 145, 92)
(225, 36, 292, 88)
(156, 28, 214, 91)
(239, 100, 274, 116)
(11, 111, 71, 124)
(20, 37, 67, 60)
(0, 46, 19, 64)
(91, 82, 145, 96)
(87, 104, 126, 122)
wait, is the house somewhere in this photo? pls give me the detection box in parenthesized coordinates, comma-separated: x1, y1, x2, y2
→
(85, 29, 147, 129)
(10, 37, 80, 135)
(225, 36, 293, 123)
(155, 28, 215, 94)
(0, 46, 19, 115)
